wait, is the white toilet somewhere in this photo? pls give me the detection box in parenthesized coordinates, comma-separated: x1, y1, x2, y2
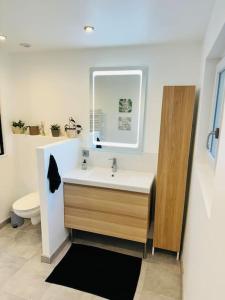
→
(12, 192, 40, 225)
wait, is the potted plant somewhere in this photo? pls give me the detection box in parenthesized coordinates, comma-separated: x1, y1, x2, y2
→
(65, 117, 83, 138)
(24, 125, 40, 135)
(12, 120, 25, 134)
(50, 124, 60, 137)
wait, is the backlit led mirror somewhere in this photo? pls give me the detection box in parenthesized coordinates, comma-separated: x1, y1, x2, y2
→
(90, 67, 147, 151)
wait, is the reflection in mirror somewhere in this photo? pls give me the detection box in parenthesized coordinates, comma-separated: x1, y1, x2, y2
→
(90, 67, 147, 151)
(0, 111, 4, 155)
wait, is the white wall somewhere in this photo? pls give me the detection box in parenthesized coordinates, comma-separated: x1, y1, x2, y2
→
(13, 135, 67, 198)
(182, 1, 225, 299)
(9, 44, 201, 162)
(0, 51, 15, 223)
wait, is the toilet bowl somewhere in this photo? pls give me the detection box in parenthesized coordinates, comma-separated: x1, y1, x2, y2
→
(12, 192, 40, 225)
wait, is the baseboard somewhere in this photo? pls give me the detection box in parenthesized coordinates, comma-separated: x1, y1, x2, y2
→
(0, 217, 10, 229)
(41, 236, 70, 264)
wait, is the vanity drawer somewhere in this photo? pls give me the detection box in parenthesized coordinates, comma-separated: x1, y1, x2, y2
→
(64, 207, 148, 243)
(64, 183, 149, 219)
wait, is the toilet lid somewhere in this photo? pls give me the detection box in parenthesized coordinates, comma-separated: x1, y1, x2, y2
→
(13, 192, 39, 211)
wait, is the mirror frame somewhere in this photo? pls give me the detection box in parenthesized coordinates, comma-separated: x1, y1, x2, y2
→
(90, 66, 148, 152)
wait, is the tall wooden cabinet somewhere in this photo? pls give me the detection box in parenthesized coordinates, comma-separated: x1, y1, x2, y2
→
(153, 86, 196, 257)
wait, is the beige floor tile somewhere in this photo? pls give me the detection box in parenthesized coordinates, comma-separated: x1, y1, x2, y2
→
(6, 241, 41, 260)
(140, 290, 177, 300)
(134, 292, 141, 300)
(40, 284, 83, 300)
(147, 252, 181, 269)
(135, 260, 148, 295)
(5, 230, 42, 260)
(0, 252, 27, 286)
(0, 222, 182, 300)
(0, 235, 14, 249)
(21, 253, 54, 277)
(1, 224, 42, 259)
(2, 264, 50, 300)
(20, 222, 42, 235)
(0, 290, 26, 300)
(0, 225, 19, 239)
(76, 291, 95, 299)
(143, 262, 181, 299)
(0, 220, 34, 237)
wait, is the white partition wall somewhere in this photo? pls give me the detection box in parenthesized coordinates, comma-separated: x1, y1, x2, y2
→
(36, 139, 81, 261)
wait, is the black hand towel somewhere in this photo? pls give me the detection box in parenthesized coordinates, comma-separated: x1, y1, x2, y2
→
(47, 154, 61, 193)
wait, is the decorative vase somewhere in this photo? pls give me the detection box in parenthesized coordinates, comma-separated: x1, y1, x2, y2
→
(65, 128, 77, 138)
(51, 129, 60, 137)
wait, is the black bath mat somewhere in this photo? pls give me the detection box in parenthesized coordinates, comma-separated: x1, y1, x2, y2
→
(46, 243, 142, 300)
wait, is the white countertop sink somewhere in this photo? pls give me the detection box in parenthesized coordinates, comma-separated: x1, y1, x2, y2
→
(63, 167, 154, 193)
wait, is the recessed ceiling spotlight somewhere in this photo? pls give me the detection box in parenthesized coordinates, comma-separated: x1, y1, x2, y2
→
(84, 25, 95, 33)
(0, 35, 7, 41)
(20, 42, 31, 48)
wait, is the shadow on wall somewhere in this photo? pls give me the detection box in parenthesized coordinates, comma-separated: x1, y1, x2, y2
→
(0, 115, 4, 155)
(181, 89, 200, 254)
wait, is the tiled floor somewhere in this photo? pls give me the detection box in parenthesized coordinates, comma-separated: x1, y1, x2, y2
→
(0, 221, 181, 300)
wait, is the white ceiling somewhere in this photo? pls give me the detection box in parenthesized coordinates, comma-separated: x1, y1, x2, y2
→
(0, 0, 215, 52)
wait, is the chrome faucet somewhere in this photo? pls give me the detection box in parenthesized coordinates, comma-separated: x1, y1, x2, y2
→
(109, 158, 117, 173)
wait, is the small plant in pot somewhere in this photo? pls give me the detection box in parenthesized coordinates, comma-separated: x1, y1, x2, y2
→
(65, 117, 83, 138)
(50, 124, 60, 137)
(12, 120, 25, 134)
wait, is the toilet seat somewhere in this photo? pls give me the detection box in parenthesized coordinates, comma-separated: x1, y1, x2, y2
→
(13, 192, 39, 212)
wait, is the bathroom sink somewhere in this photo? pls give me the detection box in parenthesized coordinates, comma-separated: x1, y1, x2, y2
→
(62, 167, 154, 193)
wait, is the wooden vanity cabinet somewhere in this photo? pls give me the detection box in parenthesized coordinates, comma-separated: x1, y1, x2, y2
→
(64, 183, 150, 244)
(153, 86, 196, 256)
